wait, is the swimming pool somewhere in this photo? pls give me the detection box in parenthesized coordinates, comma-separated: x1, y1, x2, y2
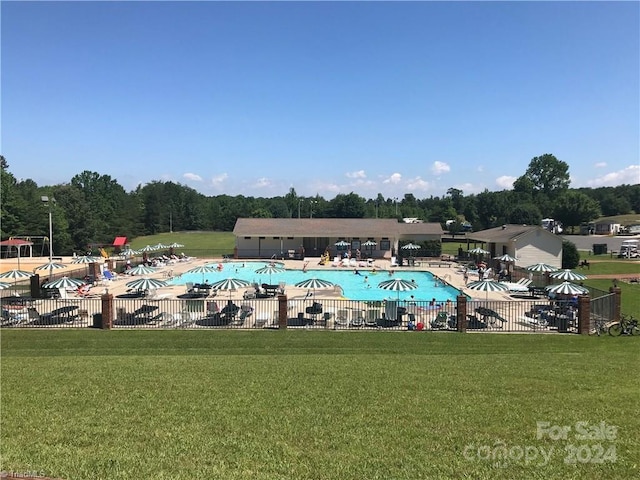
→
(170, 261, 461, 302)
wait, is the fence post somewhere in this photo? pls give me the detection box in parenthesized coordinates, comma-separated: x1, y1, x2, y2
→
(456, 294, 467, 333)
(608, 286, 622, 323)
(101, 293, 113, 329)
(577, 295, 590, 335)
(278, 294, 288, 329)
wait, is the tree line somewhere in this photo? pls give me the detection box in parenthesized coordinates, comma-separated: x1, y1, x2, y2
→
(1, 154, 638, 256)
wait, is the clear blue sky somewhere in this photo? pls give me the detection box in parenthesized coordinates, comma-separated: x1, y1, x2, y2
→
(2, 1, 639, 199)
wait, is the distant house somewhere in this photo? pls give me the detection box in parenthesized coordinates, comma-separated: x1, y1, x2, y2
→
(465, 224, 563, 269)
(594, 222, 622, 235)
(232, 218, 443, 259)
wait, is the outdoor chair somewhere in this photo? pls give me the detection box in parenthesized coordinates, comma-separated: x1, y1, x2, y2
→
(350, 309, 364, 328)
(334, 309, 349, 328)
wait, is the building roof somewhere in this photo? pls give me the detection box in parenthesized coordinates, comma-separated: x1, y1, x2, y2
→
(466, 224, 557, 243)
(113, 236, 127, 246)
(233, 218, 442, 238)
(0, 238, 34, 246)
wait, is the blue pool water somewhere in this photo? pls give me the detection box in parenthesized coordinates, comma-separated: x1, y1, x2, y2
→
(170, 261, 461, 302)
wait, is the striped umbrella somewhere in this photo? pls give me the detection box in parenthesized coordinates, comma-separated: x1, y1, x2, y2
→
(549, 269, 587, 281)
(545, 282, 588, 296)
(210, 278, 251, 299)
(187, 265, 218, 283)
(127, 265, 157, 276)
(0, 269, 34, 281)
(494, 254, 517, 263)
(138, 245, 158, 253)
(0, 282, 11, 290)
(526, 263, 559, 273)
(256, 264, 285, 284)
(35, 261, 67, 272)
(334, 240, 351, 247)
(42, 276, 84, 289)
(71, 255, 100, 264)
(168, 242, 184, 248)
(466, 279, 509, 300)
(126, 277, 168, 291)
(378, 278, 418, 300)
(296, 277, 335, 298)
(153, 243, 169, 251)
(119, 248, 139, 258)
(468, 247, 490, 256)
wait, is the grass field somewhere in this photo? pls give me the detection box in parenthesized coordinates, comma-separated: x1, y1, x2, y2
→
(2, 331, 639, 480)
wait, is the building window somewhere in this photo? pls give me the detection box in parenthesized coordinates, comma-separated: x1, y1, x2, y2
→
(380, 240, 391, 250)
(244, 237, 251, 240)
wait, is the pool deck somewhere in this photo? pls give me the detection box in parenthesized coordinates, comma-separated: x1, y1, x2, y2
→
(2, 255, 514, 302)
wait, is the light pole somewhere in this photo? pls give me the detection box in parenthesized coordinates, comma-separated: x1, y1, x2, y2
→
(41, 195, 54, 280)
(298, 199, 303, 219)
(393, 197, 398, 216)
(310, 200, 318, 219)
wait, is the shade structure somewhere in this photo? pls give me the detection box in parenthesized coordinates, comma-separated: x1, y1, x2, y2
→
(494, 254, 517, 263)
(362, 240, 377, 247)
(210, 278, 251, 299)
(187, 265, 218, 283)
(126, 265, 157, 276)
(119, 248, 139, 258)
(468, 247, 490, 255)
(153, 243, 169, 250)
(401, 243, 421, 250)
(466, 279, 509, 300)
(334, 240, 351, 247)
(126, 277, 168, 291)
(168, 242, 184, 248)
(525, 263, 558, 273)
(295, 277, 335, 297)
(0, 282, 11, 290)
(71, 255, 100, 264)
(138, 245, 158, 253)
(549, 269, 587, 281)
(378, 278, 418, 300)
(545, 281, 588, 296)
(42, 276, 84, 289)
(0, 269, 34, 281)
(255, 264, 285, 284)
(35, 261, 67, 272)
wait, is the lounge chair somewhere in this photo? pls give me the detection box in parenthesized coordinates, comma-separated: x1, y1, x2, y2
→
(475, 307, 507, 327)
(365, 309, 379, 327)
(390, 256, 399, 267)
(334, 309, 349, 328)
(350, 309, 364, 328)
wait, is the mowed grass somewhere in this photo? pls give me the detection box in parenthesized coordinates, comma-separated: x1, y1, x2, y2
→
(128, 231, 235, 256)
(2, 331, 639, 480)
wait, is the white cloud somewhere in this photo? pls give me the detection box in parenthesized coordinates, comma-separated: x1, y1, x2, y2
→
(594, 162, 607, 168)
(586, 165, 640, 187)
(476, 165, 484, 173)
(346, 170, 366, 179)
(210, 173, 228, 186)
(431, 161, 451, 175)
(495, 175, 517, 189)
(383, 173, 402, 184)
(253, 177, 271, 188)
(183, 172, 202, 182)
(406, 177, 431, 191)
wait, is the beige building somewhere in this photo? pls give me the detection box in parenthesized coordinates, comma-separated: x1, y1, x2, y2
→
(232, 218, 443, 260)
(466, 224, 563, 269)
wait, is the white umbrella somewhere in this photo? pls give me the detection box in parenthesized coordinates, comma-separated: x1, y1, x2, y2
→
(295, 278, 335, 297)
(126, 277, 168, 291)
(378, 278, 418, 300)
(42, 276, 85, 289)
(526, 263, 559, 272)
(334, 240, 351, 247)
(494, 254, 517, 263)
(71, 255, 100, 264)
(401, 243, 421, 250)
(468, 247, 490, 255)
(0, 282, 11, 290)
(549, 269, 587, 281)
(187, 265, 218, 283)
(138, 245, 158, 253)
(256, 264, 285, 284)
(210, 278, 251, 299)
(119, 248, 139, 258)
(35, 261, 67, 272)
(545, 282, 588, 296)
(466, 279, 509, 300)
(168, 242, 184, 249)
(127, 265, 157, 276)
(0, 269, 34, 288)
(362, 240, 377, 247)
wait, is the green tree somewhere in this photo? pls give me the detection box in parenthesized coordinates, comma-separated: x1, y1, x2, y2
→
(553, 191, 601, 234)
(519, 154, 570, 195)
(508, 203, 542, 226)
(562, 240, 580, 269)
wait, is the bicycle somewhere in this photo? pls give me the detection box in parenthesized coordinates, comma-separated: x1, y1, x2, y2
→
(608, 314, 640, 337)
(590, 316, 609, 336)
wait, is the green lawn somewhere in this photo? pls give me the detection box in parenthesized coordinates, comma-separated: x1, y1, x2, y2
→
(128, 231, 235, 257)
(2, 331, 639, 480)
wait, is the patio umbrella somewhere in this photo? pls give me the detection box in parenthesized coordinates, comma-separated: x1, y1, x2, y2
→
(256, 264, 285, 284)
(0, 269, 34, 289)
(153, 243, 169, 251)
(465, 279, 509, 300)
(210, 278, 251, 299)
(525, 263, 558, 273)
(0, 282, 11, 290)
(401, 242, 421, 261)
(468, 247, 490, 256)
(494, 254, 517, 263)
(549, 269, 587, 282)
(334, 240, 351, 248)
(126, 277, 168, 291)
(377, 278, 418, 300)
(42, 276, 84, 289)
(119, 248, 139, 258)
(71, 255, 100, 264)
(168, 242, 184, 249)
(545, 282, 588, 296)
(362, 240, 377, 257)
(35, 261, 67, 272)
(187, 265, 218, 283)
(127, 265, 157, 276)
(295, 278, 335, 297)
(138, 245, 158, 253)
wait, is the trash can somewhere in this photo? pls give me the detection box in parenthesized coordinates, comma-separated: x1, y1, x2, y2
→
(556, 317, 569, 333)
(92, 313, 102, 328)
(592, 244, 607, 255)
